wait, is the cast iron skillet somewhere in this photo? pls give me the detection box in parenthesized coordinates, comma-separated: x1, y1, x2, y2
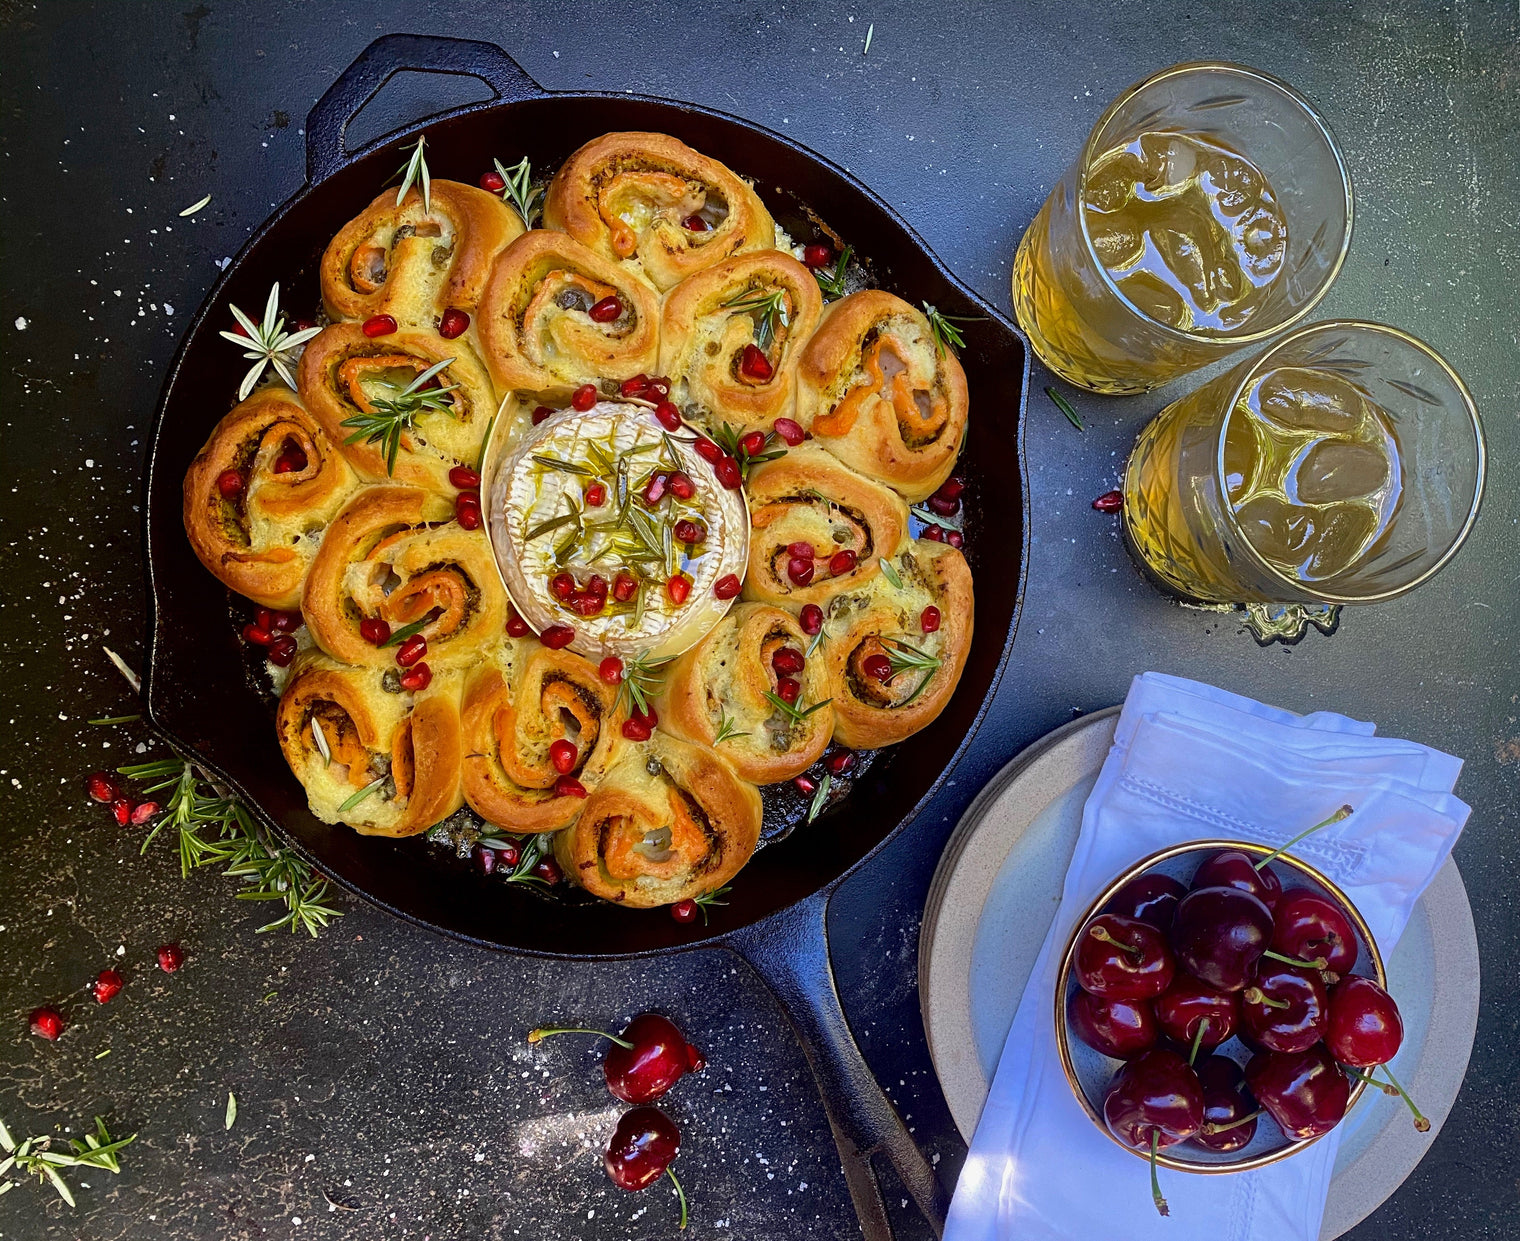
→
(142, 34, 1029, 1239)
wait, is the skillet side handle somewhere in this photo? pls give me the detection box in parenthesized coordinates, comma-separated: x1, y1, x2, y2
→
(726, 888, 950, 1240)
(306, 33, 546, 183)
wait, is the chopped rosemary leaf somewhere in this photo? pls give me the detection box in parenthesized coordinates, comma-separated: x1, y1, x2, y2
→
(381, 617, 430, 647)
(807, 773, 833, 823)
(531, 453, 595, 476)
(179, 193, 212, 217)
(713, 712, 750, 746)
(309, 716, 332, 767)
(764, 691, 833, 724)
(1045, 385, 1085, 431)
(879, 558, 904, 590)
(813, 244, 854, 299)
(337, 777, 386, 814)
(88, 714, 141, 725)
(921, 301, 983, 356)
(525, 507, 580, 541)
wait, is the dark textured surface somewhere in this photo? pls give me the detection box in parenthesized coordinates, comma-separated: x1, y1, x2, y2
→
(1, 2, 1516, 1238)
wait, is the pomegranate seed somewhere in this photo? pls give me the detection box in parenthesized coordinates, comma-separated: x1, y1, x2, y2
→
(667, 471, 696, 500)
(620, 374, 650, 398)
(772, 647, 805, 677)
(645, 378, 671, 399)
(534, 857, 564, 884)
(946, 530, 964, 548)
(826, 750, 856, 777)
(92, 969, 124, 1004)
(438, 308, 470, 339)
(130, 800, 161, 826)
(86, 770, 121, 803)
(476, 846, 498, 875)
(398, 662, 433, 691)
(267, 635, 299, 667)
(455, 494, 482, 530)
(584, 481, 607, 507)
(927, 494, 959, 516)
(600, 656, 625, 684)
(667, 574, 691, 605)
(740, 430, 767, 457)
(360, 617, 392, 645)
(110, 798, 133, 826)
(773, 417, 805, 446)
(715, 456, 742, 489)
(936, 478, 965, 502)
(694, 438, 723, 464)
(29, 1007, 65, 1040)
(215, 469, 244, 498)
(787, 557, 815, 587)
(571, 384, 598, 411)
(156, 943, 185, 973)
(533, 405, 554, 425)
(243, 623, 274, 647)
(637, 704, 659, 727)
(671, 899, 699, 922)
(799, 604, 824, 634)
(1092, 489, 1124, 513)
(793, 774, 817, 796)
(802, 242, 833, 269)
(643, 473, 668, 505)
(497, 842, 521, 869)
(395, 634, 428, 667)
(256, 608, 275, 631)
(271, 610, 303, 633)
(654, 401, 682, 431)
(775, 676, 801, 704)
(622, 716, 653, 741)
(569, 592, 605, 616)
(921, 606, 941, 633)
(480, 170, 507, 192)
(541, 624, 575, 649)
(739, 344, 774, 381)
(549, 738, 579, 775)
(681, 214, 710, 232)
(588, 295, 623, 323)
(863, 653, 893, 681)
(554, 775, 587, 798)
(273, 445, 308, 473)
(714, 574, 742, 600)
(551, 572, 576, 601)
(673, 519, 706, 544)
(362, 314, 397, 337)
(785, 541, 812, 558)
(828, 549, 857, 577)
(506, 608, 530, 638)
(613, 573, 639, 603)
(450, 465, 482, 490)
(922, 524, 944, 542)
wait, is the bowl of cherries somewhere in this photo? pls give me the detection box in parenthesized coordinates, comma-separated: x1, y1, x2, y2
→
(1054, 809, 1429, 1215)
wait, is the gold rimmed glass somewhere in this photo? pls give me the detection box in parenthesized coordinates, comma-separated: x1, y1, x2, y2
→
(1013, 61, 1354, 394)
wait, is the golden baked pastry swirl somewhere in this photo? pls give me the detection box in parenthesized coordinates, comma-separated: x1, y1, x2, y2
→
(655, 603, 833, 784)
(797, 291, 970, 502)
(820, 539, 974, 750)
(182, 386, 360, 609)
(461, 639, 624, 833)
(297, 320, 497, 490)
(742, 444, 909, 609)
(301, 486, 506, 669)
(542, 132, 776, 291)
(320, 180, 524, 327)
(276, 651, 464, 837)
(554, 732, 762, 907)
(658, 250, 823, 433)
(475, 230, 660, 396)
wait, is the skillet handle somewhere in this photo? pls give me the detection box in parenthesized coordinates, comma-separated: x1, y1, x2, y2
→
(727, 888, 950, 1240)
(307, 34, 546, 183)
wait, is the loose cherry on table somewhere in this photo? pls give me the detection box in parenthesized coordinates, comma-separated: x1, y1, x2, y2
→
(529, 1012, 705, 1104)
(1153, 974, 1239, 1054)
(1101, 1047, 1204, 1216)
(1068, 991, 1158, 1060)
(1190, 1055, 1259, 1153)
(1190, 849, 1282, 912)
(1271, 890, 1359, 975)
(604, 1104, 683, 1194)
(1075, 914, 1175, 1000)
(1244, 1043, 1350, 1141)
(1103, 873, 1187, 931)
(1239, 962, 1329, 1054)
(1169, 886, 1274, 992)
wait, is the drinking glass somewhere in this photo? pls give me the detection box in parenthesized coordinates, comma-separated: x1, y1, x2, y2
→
(1013, 62, 1354, 394)
(1122, 320, 1485, 605)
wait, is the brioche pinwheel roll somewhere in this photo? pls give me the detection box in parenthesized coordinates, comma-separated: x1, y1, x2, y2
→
(182, 386, 360, 610)
(475, 230, 660, 396)
(742, 444, 909, 609)
(655, 603, 832, 785)
(542, 132, 776, 292)
(276, 651, 464, 837)
(819, 539, 974, 750)
(320, 180, 524, 327)
(796, 291, 971, 502)
(301, 485, 506, 670)
(554, 731, 763, 908)
(297, 321, 498, 490)
(658, 251, 823, 434)
(461, 639, 624, 833)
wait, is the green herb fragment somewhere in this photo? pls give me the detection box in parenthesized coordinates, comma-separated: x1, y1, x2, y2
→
(309, 716, 332, 768)
(219, 282, 322, 400)
(493, 155, 543, 227)
(340, 357, 458, 476)
(807, 773, 833, 823)
(763, 691, 833, 725)
(531, 453, 595, 476)
(712, 712, 750, 746)
(691, 884, 732, 924)
(394, 134, 431, 213)
(615, 650, 671, 718)
(1045, 385, 1085, 431)
(0, 1114, 136, 1208)
(911, 504, 963, 532)
(722, 286, 791, 352)
(224, 1093, 237, 1131)
(813, 244, 854, 299)
(94, 1049, 111, 1059)
(89, 714, 141, 725)
(179, 193, 212, 217)
(381, 616, 431, 647)
(337, 777, 385, 814)
(921, 301, 982, 356)
(879, 558, 904, 589)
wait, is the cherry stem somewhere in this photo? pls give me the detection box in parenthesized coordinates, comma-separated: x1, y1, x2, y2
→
(1378, 1065, 1431, 1133)
(1203, 1109, 1263, 1136)
(1262, 949, 1329, 970)
(1148, 1130, 1169, 1217)
(1088, 924, 1143, 959)
(1254, 805, 1354, 872)
(1187, 1018, 1210, 1067)
(668, 1166, 689, 1230)
(1243, 987, 1290, 1011)
(526, 1026, 635, 1050)
(1345, 1066, 1399, 1097)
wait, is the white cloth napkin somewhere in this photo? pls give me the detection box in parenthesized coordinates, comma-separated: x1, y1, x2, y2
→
(944, 672, 1470, 1241)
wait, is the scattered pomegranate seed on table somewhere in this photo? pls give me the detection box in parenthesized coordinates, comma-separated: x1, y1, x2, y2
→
(479, 169, 506, 193)
(589, 295, 623, 323)
(92, 969, 123, 1004)
(398, 662, 432, 691)
(571, 384, 598, 411)
(156, 943, 185, 973)
(921, 606, 941, 633)
(438, 308, 470, 339)
(713, 574, 742, 600)
(549, 739, 579, 775)
(1092, 489, 1124, 513)
(360, 617, 391, 645)
(532, 405, 554, 425)
(802, 242, 833, 269)
(215, 469, 243, 498)
(449, 465, 481, 490)
(395, 634, 428, 667)
(671, 899, 698, 923)
(739, 344, 773, 382)
(130, 800, 160, 826)
(541, 625, 575, 649)
(361, 314, 397, 337)
(86, 769, 121, 803)
(799, 604, 824, 635)
(110, 798, 133, 826)
(826, 750, 856, 777)
(599, 656, 624, 684)
(773, 417, 805, 446)
(29, 1007, 65, 1040)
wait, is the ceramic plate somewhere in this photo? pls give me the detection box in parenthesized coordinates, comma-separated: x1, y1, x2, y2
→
(919, 708, 1480, 1239)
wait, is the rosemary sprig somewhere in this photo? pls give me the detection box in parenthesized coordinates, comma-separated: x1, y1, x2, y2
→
(338, 776, 386, 814)
(394, 134, 431, 214)
(493, 156, 542, 227)
(921, 301, 982, 356)
(340, 357, 458, 476)
(614, 650, 672, 718)
(763, 691, 833, 725)
(712, 711, 750, 746)
(381, 616, 432, 647)
(525, 503, 581, 542)
(911, 503, 963, 532)
(721, 286, 790, 352)
(710, 423, 786, 480)
(806, 773, 833, 823)
(813, 244, 853, 299)
(878, 558, 904, 590)
(218, 282, 321, 400)
(882, 637, 943, 707)
(310, 716, 332, 767)
(0, 1114, 136, 1208)
(1046, 385, 1085, 431)
(691, 884, 732, 924)
(532, 453, 595, 477)
(500, 832, 554, 885)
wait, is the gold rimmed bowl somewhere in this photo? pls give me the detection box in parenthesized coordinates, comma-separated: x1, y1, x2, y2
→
(1054, 840, 1385, 1173)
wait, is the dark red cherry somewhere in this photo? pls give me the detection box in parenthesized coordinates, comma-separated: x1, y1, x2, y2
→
(1102, 1047, 1204, 1151)
(1153, 975, 1238, 1052)
(605, 1105, 680, 1191)
(1190, 849, 1282, 912)
(1271, 890, 1359, 974)
(1104, 873, 1187, 931)
(1240, 962, 1329, 1054)
(1170, 886, 1273, 992)
(603, 1013, 706, 1104)
(1068, 991, 1157, 1059)
(1245, 1044, 1349, 1141)
(1191, 1055, 1258, 1152)
(1074, 914, 1175, 1001)
(1325, 975, 1403, 1067)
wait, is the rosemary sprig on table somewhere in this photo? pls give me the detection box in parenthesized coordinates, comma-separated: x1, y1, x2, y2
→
(340, 357, 457, 476)
(921, 301, 982, 356)
(493, 155, 543, 227)
(0, 1115, 136, 1208)
(813, 244, 853, 299)
(710, 423, 786, 480)
(394, 134, 431, 213)
(614, 650, 672, 717)
(712, 711, 750, 746)
(722, 286, 790, 351)
(218, 282, 321, 400)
